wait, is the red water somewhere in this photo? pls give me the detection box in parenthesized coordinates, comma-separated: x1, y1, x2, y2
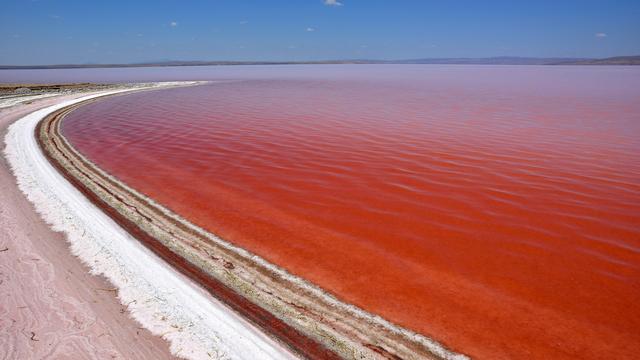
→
(62, 67, 640, 359)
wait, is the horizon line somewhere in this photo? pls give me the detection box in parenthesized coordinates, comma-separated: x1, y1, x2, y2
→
(1, 54, 639, 69)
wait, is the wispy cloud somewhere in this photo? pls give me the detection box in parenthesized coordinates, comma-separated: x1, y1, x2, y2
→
(170, 21, 178, 27)
(595, 32, 607, 38)
(306, 27, 315, 32)
(48, 14, 61, 19)
(324, 0, 343, 6)
(239, 20, 249, 25)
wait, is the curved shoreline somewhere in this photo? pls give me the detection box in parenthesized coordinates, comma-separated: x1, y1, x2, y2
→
(16, 84, 467, 359)
(38, 90, 336, 359)
(0, 92, 175, 360)
(5, 84, 298, 360)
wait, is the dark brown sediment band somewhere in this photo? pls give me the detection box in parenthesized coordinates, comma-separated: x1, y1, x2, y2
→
(36, 88, 465, 360)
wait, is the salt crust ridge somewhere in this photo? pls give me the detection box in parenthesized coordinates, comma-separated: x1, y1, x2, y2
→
(5, 82, 469, 360)
(4, 84, 297, 360)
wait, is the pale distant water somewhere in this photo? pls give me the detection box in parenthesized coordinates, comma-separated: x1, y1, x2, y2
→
(27, 65, 640, 359)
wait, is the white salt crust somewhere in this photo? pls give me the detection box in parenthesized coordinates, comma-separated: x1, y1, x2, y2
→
(4, 83, 469, 360)
(4, 85, 298, 360)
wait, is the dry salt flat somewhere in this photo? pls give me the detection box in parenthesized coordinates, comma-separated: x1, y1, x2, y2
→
(1, 85, 297, 360)
(0, 91, 175, 359)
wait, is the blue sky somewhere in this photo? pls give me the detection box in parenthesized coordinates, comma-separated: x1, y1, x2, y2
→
(1, 0, 639, 65)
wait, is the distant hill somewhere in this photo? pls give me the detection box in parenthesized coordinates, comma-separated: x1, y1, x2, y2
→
(549, 56, 640, 65)
(392, 57, 589, 65)
(1, 56, 638, 70)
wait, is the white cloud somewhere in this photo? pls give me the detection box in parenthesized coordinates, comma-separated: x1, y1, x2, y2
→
(324, 0, 343, 6)
(239, 20, 249, 25)
(595, 32, 607, 38)
(170, 21, 178, 27)
(306, 27, 315, 32)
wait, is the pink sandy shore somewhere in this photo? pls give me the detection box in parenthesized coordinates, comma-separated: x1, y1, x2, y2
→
(0, 94, 174, 360)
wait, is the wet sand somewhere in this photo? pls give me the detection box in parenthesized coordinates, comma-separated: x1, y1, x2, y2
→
(0, 93, 175, 359)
